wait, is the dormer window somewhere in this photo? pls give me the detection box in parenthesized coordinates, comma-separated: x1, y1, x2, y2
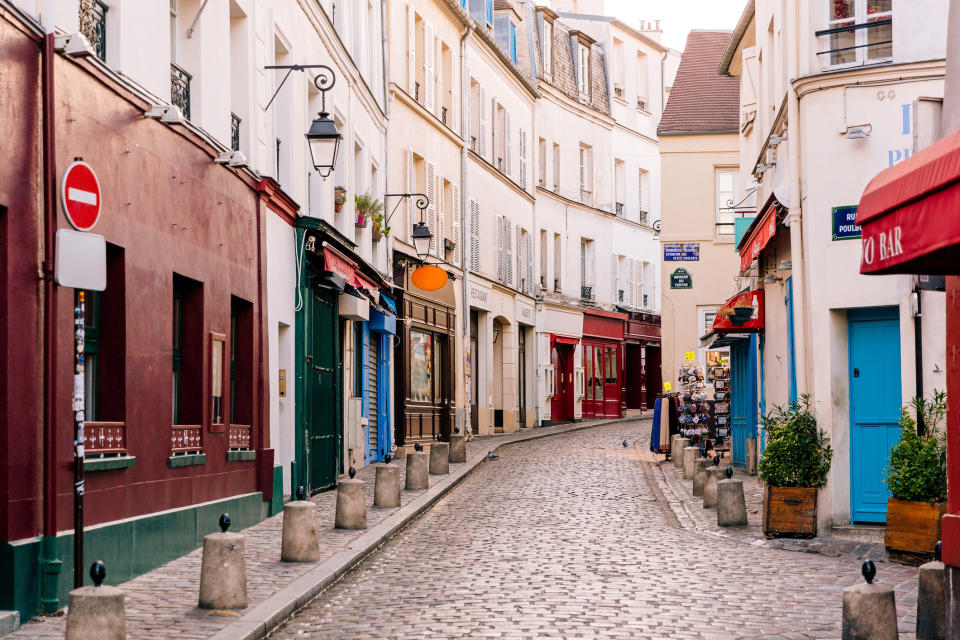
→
(543, 20, 553, 76)
(578, 44, 590, 97)
(494, 13, 519, 65)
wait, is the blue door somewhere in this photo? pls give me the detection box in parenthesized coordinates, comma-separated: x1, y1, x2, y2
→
(730, 336, 758, 467)
(785, 277, 797, 404)
(377, 333, 392, 457)
(848, 307, 902, 523)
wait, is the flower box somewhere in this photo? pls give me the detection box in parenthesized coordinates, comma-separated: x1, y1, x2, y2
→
(762, 485, 817, 538)
(884, 498, 946, 565)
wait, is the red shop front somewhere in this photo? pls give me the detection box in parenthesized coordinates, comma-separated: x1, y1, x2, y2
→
(582, 310, 627, 418)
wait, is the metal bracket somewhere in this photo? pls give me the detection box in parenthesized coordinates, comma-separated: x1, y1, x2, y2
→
(383, 193, 429, 226)
(264, 64, 337, 112)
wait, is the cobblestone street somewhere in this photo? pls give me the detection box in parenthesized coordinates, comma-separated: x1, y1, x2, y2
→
(272, 420, 918, 640)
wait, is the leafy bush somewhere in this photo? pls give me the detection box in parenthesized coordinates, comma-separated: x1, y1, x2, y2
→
(759, 395, 833, 488)
(885, 391, 946, 503)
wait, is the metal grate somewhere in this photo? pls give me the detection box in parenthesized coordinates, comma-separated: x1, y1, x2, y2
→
(231, 113, 241, 151)
(581, 285, 593, 300)
(639, 210, 649, 224)
(170, 61, 192, 120)
(615, 202, 624, 216)
(78, 0, 108, 62)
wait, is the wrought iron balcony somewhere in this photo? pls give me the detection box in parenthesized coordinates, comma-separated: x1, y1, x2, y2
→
(415, 81, 421, 103)
(637, 97, 648, 111)
(79, 0, 108, 62)
(554, 278, 561, 292)
(618, 289, 624, 303)
(615, 202, 624, 216)
(579, 189, 591, 205)
(581, 285, 593, 300)
(471, 136, 479, 153)
(231, 113, 241, 152)
(441, 106, 448, 125)
(639, 210, 649, 224)
(716, 222, 735, 237)
(170, 61, 192, 120)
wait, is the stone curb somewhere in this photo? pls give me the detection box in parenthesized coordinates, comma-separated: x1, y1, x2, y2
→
(210, 416, 645, 640)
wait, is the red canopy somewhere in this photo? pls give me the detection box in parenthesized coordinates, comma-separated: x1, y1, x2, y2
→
(738, 194, 780, 274)
(710, 289, 764, 333)
(551, 335, 580, 345)
(857, 128, 960, 274)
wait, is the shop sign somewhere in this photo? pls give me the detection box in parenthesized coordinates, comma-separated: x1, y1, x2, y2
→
(663, 242, 699, 261)
(710, 289, 764, 333)
(832, 206, 861, 241)
(670, 268, 692, 289)
(468, 281, 492, 311)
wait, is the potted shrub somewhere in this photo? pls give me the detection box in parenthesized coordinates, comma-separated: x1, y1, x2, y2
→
(371, 211, 390, 242)
(354, 192, 382, 229)
(884, 391, 947, 565)
(759, 395, 833, 538)
(334, 186, 347, 213)
(729, 300, 755, 326)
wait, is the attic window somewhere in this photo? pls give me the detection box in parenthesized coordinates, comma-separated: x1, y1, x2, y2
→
(577, 44, 590, 98)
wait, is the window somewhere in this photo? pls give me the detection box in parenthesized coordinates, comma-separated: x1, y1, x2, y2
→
(716, 168, 736, 236)
(509, 23, 517, 64)
(410, 330, 434, 402)
(354, 322, 363, 397)
(172, 274, 203, 428)
(578, 144, 592, 203)
(612, 39, 624, 98)
(821, 0, 892, 67)
(210, 332, 226, 427)
(538, 137, 547, 186)
(542, 20, 553, 77)
(580, 238, 595, 293)
(577, 45, 590, 97)
(553, 232, 562, 291)
(230, 297, 253, 434)
(638, 169, 649, 223)
(636, 50, 649, 107)
(614, 158, 625, 215)
(170, 0, 177, 60)
(552, 142, 560, 190)
(539, 229, 548, 288)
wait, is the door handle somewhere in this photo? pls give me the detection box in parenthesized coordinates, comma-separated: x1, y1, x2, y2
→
(854, 368, 860, 378)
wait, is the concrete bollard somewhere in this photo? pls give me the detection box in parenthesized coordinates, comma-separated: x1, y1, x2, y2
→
(373, 464, 401, 508)
(335, 478, 367, 529)
(917, 550, 946, 640)
(199, 514, 247, 610)
(745, 437, 758, 476)
(843, 561, 899, 640)
(429, 443, 450, 475)
(280, 494, 321, 562)
(405, 451, 429, 490)
(66, 562, 126, 640)
(448, 435, 467, 463)
(673, 437, 689, 468)
(692, 458, 711, 497)
(682, 446, 698, 480)
(703, 466, 725, 509)
(717, 471, 748, 527)
(670, 434, 680, 461)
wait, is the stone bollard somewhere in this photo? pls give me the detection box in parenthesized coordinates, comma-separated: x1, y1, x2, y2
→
(448, 435, 467, 463)
(199, 514, 247, 610)
(745, 437, 758, 476)
(843, 561, 899, 640)
(670, 434, 680, 461)
(66, 562, 126, 640)
(374, 464, 401, 508)
(673, 437, 689, 468)
(917, 542, 946, 640)
(405, 451, 429, 490)
(703, 466, 726, 509)
(682, 446, 698, 480)
(281, 487, 321, 562)
(717, 468, 748, 527)
(335, 469, 367, 530)
(693, 458, 711, 497)
(429, 442, 450, 475)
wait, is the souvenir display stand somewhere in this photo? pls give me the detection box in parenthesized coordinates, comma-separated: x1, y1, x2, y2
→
(649, 393, 680, 457)
(677, 363, 711, 447)
(708, 364, 731, 458)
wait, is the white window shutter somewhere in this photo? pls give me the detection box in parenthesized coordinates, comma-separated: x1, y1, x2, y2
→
(526, 232, 533, 295)
(611, 255, 619, 305)
(406, 149, 415, 240)
(435, 35, 443, 118)
(407, 5, 415, 94)
(519, 129, 527, 190)
(424, 23, 435, 112)
(452, 184, 462, 266)
(635, 259, 644, 308)
(585, 246, 594, 287)
(437, 174, 445, 257)
(516, 226, 522, 290)
(478, 86, 486, 156)
(505, 112, 512, 176)
(496, 215, 504, 282)
(470, 199, 480, 272)
(491, 98, 497, 164)
(505, 217, 513, 286)
(628, 259, 637, 308)
(425, 161, 436, 254)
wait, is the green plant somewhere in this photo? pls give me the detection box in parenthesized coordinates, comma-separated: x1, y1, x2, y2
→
(334, 185, 347, 206)
(758, 395, 833, 488)
(884, 391, 947, 503)
(354, 192, 383, 216)
(372, 211, 390, 236)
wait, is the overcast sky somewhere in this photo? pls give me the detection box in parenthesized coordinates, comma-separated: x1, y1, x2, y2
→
(603, 0, 746, 51)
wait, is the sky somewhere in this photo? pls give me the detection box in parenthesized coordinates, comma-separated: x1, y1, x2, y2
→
(603, 0, 746, 51)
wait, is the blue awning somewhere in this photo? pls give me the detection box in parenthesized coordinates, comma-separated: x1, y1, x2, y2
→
(379, 292, 397, 315)
(370, 309, 396, 335)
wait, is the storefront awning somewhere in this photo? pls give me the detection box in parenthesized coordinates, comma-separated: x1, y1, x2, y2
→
(709, 289, 764, 335)
(856, 128, 960, 275)
(551, 334, 580, 345)
(700, 332, 751, 349)
(737, 194, 782, 274)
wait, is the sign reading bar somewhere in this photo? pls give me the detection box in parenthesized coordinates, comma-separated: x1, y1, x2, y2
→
(670, 268, 692, 289)
(663, 242, 699, 261)
(832, 206, 861, 241)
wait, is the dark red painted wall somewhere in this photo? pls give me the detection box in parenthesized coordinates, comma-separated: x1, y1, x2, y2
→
(0, 18, 264, 542)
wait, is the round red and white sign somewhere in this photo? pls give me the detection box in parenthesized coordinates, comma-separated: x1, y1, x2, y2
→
(60, 161, 102, 231)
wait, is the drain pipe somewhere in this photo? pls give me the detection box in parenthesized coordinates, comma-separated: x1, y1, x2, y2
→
(460, 23, 473, 439)
(40, 30, 62, 612)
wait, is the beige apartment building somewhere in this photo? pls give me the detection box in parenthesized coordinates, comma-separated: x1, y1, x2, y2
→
(658, 31, 741, 393)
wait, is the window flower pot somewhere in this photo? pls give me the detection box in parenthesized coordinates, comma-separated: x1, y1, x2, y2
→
(884, 498, 946, 565)
(372, 227, 383, 242)
(356, 213, 369, 228)
(762, 485, 817, 538)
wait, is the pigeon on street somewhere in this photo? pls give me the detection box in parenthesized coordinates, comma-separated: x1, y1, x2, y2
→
(414, 442, 423, 452)
(487, 451, 499, 460)
(622, 440, 629, 448)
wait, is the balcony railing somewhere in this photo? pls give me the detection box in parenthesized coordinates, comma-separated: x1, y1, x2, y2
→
(170, 61, 192, 120)
(171, 424, 202, 452)
(716, 222, 735, 237)
(441, 106, 448, 125)
(414, 82, 421, 102)
(618, 289, 624, 303)
(84, 421, 126, 455)
(579, 189, 591, 205)
(613, 84, 624, 99)
(581, 285, 593, 300)
(816, 18, 892, 66)
(637, 97, 648, 111)
(78, 0, 108, 62)
(615, 202, 624, 216)
(554, 278, 561, 292)
(228, 424, 252, 450)
(639, 210, 649, 224)
(471, 136, 479, 153)
(231, 113, 241, 151)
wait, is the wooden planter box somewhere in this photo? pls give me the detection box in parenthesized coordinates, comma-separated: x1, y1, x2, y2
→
(763, 485, 817, 538)
(884, 498, 946, 565)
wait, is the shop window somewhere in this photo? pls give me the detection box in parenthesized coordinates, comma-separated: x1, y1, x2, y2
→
(172, 274, 203, 427)
(593, 347, 604, 400)
(606, 347, 617, 385)
(229, 297, 253, 449)
(410, 329, 434, 403)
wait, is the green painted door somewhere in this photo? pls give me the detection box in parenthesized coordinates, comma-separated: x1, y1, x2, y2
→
(306, 287, 340, 491)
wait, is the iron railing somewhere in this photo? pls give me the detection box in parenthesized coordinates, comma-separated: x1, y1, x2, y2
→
(580, 189, 591, 205)
(414, 81, 421, 102)
(716, 222, 735, 237)
(816, 18, 892, 65)
(639, 210, 649, 224)
(615, 202, 624, 216)
(581, 285, 593, 300)
(171, 61, 192, 120)
(441, 106, 448, 125)
(79, 0, 108, 62)
(231, 113, 241, 151)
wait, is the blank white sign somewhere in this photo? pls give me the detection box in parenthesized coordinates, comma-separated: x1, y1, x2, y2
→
(55, 229, 107, 291)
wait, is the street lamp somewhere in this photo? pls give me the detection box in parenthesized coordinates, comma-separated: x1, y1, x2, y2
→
(411, 221, 432, 259)
(304, 67, 341, 178)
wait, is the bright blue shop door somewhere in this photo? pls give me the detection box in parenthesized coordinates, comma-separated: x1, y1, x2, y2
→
(730, 336, 758, 467)
(377, 333, 391, 457)
(848, 307, 901, 523)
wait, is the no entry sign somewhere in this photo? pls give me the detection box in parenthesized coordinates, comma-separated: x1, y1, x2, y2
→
(60, 160, 102, 231)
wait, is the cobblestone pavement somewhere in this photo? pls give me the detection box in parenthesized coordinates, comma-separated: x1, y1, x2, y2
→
(9, 419, 618, 640)
(271, 419, 918, 640)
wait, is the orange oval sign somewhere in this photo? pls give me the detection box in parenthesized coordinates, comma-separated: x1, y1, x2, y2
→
(411, 264, 448, 291)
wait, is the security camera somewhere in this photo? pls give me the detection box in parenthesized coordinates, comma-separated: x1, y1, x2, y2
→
(54, 33, 94, 57)
(215, 151, 248, 168)
(144, 105, 185, 125)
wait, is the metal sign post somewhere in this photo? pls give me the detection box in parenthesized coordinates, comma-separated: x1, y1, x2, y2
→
(72, 290, 85, 588)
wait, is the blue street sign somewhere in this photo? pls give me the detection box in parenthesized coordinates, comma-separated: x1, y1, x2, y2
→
(663, 242, 700, 261)
(832, 206, 861, 241)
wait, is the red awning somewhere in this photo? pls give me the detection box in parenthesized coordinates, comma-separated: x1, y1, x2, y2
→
(856, 128, 960, 275)
(738, 194, 781, 274)
(710, 289, 764, 333)
(551, 334, 580, 345)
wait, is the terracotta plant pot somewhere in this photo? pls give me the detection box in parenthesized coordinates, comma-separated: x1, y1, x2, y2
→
(372, 227, 382, 242)
(884, 498, 946, 565)
(334, 203, 344, 213)
(762, 485, 817, 538)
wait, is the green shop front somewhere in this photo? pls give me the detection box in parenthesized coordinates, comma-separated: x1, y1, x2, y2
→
(294, 220, 390, 492)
